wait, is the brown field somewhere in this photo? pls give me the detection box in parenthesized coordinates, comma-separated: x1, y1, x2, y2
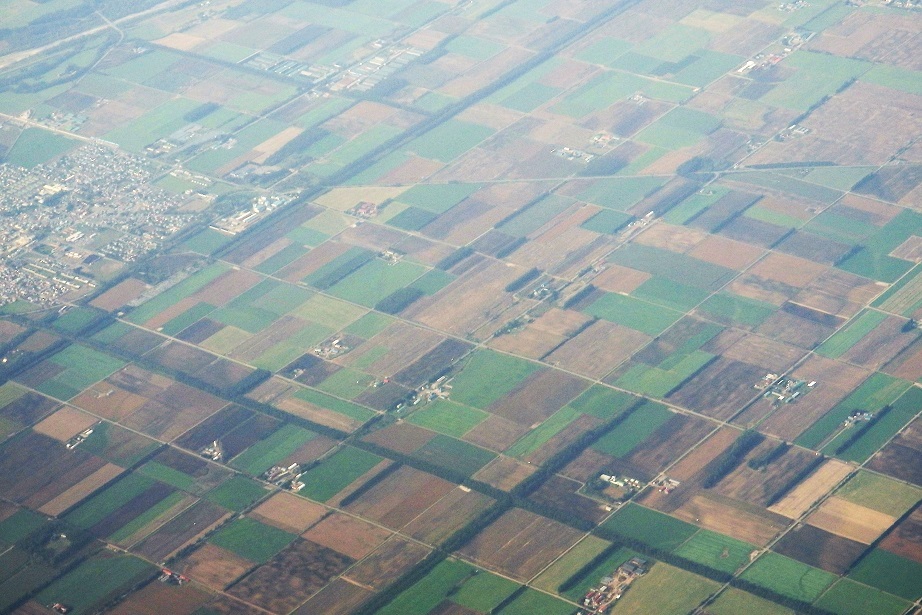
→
(336, 223, 406, 254)
(667, 357, 764, 420)
(748, 253, 827, 289)
(344, 465, 456, 530)
(714, 444, 820, 507)
(0, 320, 25, 343)
(673, 493, 787, 546)
(458, 508, 583, 580)
(90, 278, 149, 311)
(524, 414, 602, 466)
(778, 231, 852, 266)
(194, 594, 264, 615)
(405, 259, 522, 338)
(883, 339, 922, 381)
(179, 543, 254, 590)
(133, 500, 230, 562)
(794, 268, 883, 319)
(727, 273, 796, 307)
(38, 462, 123, 516)
(33, 406, 98, 441)
(866, 414, 922, 485)
(473, 455, 537, 491)
(760, 356, 869, 441)
(591, 263, 652, 293)
(879, 508, 922, 564)
(488, 368, 588, 426)
(146, 341, 218, 374)
(774, 523, 866, 574)
(363, 423, 435, 454)
(117, 495, 197, 548)
(341, 321, 444, 375)
(625, 413, 717, 478)
(274, 240, 352, 282)
(294, 578, 373, 615)
(688, 234, 765, 270)
(806, 496, 896, 544)
(302, 512, 392, 560)
(343, 535, 431, 589)
(840, 315, 917, 371)
(490, 308, 592, 359)
(529, 474, 611, 525)
(634, 222, 708, 254)
(403, 488, 494, 545)
(507, 223, 602, 274)
(768, 459, 853, 519)
(663, 427, 740, 483)
(73, 382, 150, 421)
(108, 578, 212, 615)
(462, 413, 530, 452)
(251, 126, 303, 164)
(719, 332, 805, 372)
(228, 538, 354, 613)
(275, 391, 369, 433)
(250, 492, 328, 534)
(545, 320, 650, 379)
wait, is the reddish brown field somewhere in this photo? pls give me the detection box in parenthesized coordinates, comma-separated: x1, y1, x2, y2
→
(179, 543, 253, 590)
(625, 413, 716, 478)
(73, 382, 150, 421)
(768, 460, 853, 519)
(688, 234, 765, 270)
(529, 474, 611, 525)
(302, 513, 392, 560)
(866, 414, 922, 485)
(462, 414, 530, 452)
(473, 456, 536, 491)
(108, 578, 212, 615)
(403, 488, 494, 545)
(774, 524, 866, 574)
(879, 507, 922, 564)
(344, 466, 456, 530)
(458, 508, 583, 580)
(507, 223, 601, 274)
(718, 332, 805, 372)
(146, 341, 217, 374)
(90, 278, 149, 311)
(668, 357, 765, 420)
(133, 500, 230, 562)
(343, 536, 431, 589)
(488, 368, 588, 426)
(251, 492, 328, 534)
(840, 315, 917, 371)
(341, 322, 444, 375)
(673, 493, 787, 546)
(294, 578, 374, 615)
(32, 406, 98, 441)
(38, 462, 124, 516)
(806, 496, 896, 544)
(749, 253, 828, 289)
(363, 423, 435, 454)
(882, 338, 922, 381)
(794, 269, 883, 319)
(490, 308, 592, 360)
(228, 538, 354, 613)
(545, 320, 650, 379)
(715, 444, 818, 508)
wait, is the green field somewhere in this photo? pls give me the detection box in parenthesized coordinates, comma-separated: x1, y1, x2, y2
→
(292, 293, 367, 330)
(674, 530, 756, 574)
(64, 473, 157, 530)
(254, 244, 309, 275)
(835, 471, 922, 518)
(35, 344, 126, 401)
(127, 262, 229, 324)
(847, 549, 922, 601)
(6, 127, 79, 168)
(760, 50, 871, 111)
(697, 292, 776, 327)
(328, 259, 427, 307)
(663, 186, 730, 225)
(632, 276, 711, 312)
(581, 209, 634, 234)
(507, 405, 582, 458)
(499, 81, 562, 112)
(607, 563, 720, 615)
(104, 97, 201, 152)
(291, 387, 377, 423)
(0, 508, 46, 545)
(593, 400, 673, 457)
(862, 64, 922, 95)
(533, 535, 610, 593)
(209, 517, 297, 564)
(495, 588, 574, 615)
(601, 504, 698, 551)
(814, 578, 912, 615)
(836, 385, 922, 462)
(451, 570, 520, 612)
(874, 265, 922, 316)
(726, 171, 843, 204)
(636, 107, 722, 149)
(405, 119, 493, 162)
(567, 385, 638, 420)
(673, 50, 744, 87)
(343, 311, 394, 339)
(204, 475, 267, 511)
(634, 23, 710, 62)
(35, 553, 155, 615)
(181, 228, 232, 255)
(796, 373, 911, 450)
(231, 424, 316, 475)
(396, 182, 482, 214)
(615, 351, 713, 398)
(162, 302, 216, 336)
(816, 310, 888, 358)
(498, 195, 572, 237)
(576, 37, 632, 67)
(551, 71, 692, 117)
(450, 350, 542, 409)
(559, 546, 639, 601)
(107, 491, 187, 544)
(377, 558, 477, 615)
(80, 422, 159, 467)
(413, 434, 496, 477)
(707, 588, 794, 615)
(740, 552, 837, 603)
(578, 176, 667, 212)
(609, 243, 735, 291)
(585, 292, 683, 336)
(298, 446, 383, 502)
(407, 399, 488, 438)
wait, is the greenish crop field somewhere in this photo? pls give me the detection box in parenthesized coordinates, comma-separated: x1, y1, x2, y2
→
(601, 503, 698, 551)
(107, 491, 187, 545)
(674, 530, 755, 574)
(533, 535, 610, 593)
(606, 563, 720, 615)
(377, 558, 477, 615)
(816, 309, 888, 358)
(404, 120, 493, 163)
(581, 209, 633, 234)
(835, 386, 922, 462)
(848, 549, 922, 601)
(413, 434, 496, 477)
(559, 546, 638, 601)
(328, 259, 427, 307)
(609, 243, 735, 291)
(35, 553, 155, 615)
(209, 517, 297, 564)
(741, 552, 837, 603)
(315, 366, 374, 399)
(0, 508, 46, 545)
(126, 262, 229, 324)
(636, 107, 722, 149)
(498, 194, 572, 237)
(231, 424, 316, 475)
(578, 176, 667, 211)
(632, 276, 711, 312)
(292, 387, 377, 423)
(450, 350, 542, 409)
(697, 292, 776, 328)
(451, 570, 520, 612)
(708, 588, 794, 615)
(814, 578, 911, 615)
(407, 399, 488, 438)
(567, 385, 638, 420)
(36, 344, 126, 401)
(835, 471, 922, 518)
(204, 475, 267, 511)
(507, 405, 581, 458)
(298, 446, 383, 502)
(496, 588, 574, 615)
(593, 400, 673, 457)
(6, 127, 78, 168)
(616, 351, 713, 398)
(586, 292, 683, 336)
